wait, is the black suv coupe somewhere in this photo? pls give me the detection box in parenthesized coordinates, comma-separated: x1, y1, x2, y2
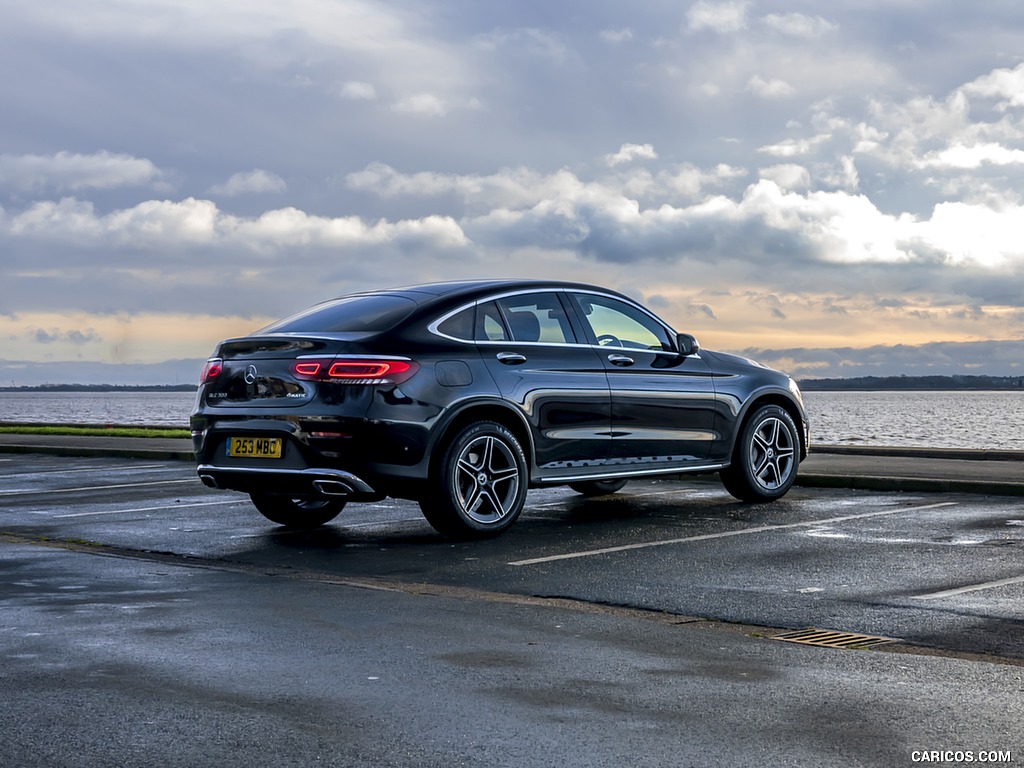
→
(192, 279, 809, 537)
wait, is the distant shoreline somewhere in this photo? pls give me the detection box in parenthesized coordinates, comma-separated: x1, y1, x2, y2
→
(798, 375, 1023, 391)
(0, 376, 1021, 393)
(0, 384, 198, 393)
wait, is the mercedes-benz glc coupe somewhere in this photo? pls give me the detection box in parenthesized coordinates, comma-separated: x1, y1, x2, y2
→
(192, 280, 809, 537)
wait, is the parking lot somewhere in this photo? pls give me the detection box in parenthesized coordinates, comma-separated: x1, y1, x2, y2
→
(3, 453, 1024, 657)
(2, 452, 1023, 766)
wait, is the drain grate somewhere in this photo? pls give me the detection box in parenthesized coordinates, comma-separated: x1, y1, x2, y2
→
(773, 629, 898, 649)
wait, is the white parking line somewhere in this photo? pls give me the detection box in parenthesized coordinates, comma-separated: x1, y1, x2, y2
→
(508, 501, 958, 566)
(0, 479, 197, 497)
(911, 574, 1024, 601)
(3, 464, 172, 477)
(55, 499, 241, 518)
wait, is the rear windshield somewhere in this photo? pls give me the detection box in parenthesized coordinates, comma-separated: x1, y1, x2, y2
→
(258, 295, 417, 334)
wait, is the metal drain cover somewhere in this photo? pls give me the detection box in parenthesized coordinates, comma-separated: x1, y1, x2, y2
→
(773, 629, 898, 649)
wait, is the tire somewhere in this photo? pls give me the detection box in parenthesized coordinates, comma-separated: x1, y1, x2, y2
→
(720, 404, 799, 502)
(249, 494, 346, 528)
(568, 479, 628, 497)
(419, 421, 528, 538)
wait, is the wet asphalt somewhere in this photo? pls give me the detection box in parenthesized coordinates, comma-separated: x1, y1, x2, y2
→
(1, 446, 1022, 767)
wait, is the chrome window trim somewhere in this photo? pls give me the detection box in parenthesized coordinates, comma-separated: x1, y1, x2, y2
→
(428, 287, 685, 352)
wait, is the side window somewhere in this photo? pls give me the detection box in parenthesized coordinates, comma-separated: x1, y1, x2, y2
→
(435, 305, 475, 340)
(495, 293, 577, 344)
(570, 294, 673, 351)
(476, 301, 508, 342)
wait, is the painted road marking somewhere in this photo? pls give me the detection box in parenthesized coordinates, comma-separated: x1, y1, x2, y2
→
(55, 499, 241, 518)
(1, 464, 172, 478)
(508, 501, 958, 566)
(0, 478, 198, 497)
(912, 574, 1024, 601)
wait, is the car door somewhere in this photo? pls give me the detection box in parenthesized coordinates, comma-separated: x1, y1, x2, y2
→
(476, 292, 612, 476)
(566, 291, 718, 466)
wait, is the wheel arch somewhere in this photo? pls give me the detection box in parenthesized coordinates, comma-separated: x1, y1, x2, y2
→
(426, 399, 536, 482)
(730, 391, 808, 462)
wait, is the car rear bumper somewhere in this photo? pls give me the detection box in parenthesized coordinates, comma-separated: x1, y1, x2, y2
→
(197, 464, 386, 501)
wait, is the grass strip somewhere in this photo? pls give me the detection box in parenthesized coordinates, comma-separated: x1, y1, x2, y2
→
(0, 426, 190, 439)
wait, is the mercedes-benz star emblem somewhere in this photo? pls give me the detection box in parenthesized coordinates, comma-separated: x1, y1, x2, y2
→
(244, 365, 258, 384)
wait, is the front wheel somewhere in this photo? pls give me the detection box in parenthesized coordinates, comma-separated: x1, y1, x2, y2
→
(419, 421, 528, 538)
(249, 494, 346, 528)
(720, 405, 799, 502)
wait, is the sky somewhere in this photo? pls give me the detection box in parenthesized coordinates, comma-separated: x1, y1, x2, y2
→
(2, 0, 1024, 384)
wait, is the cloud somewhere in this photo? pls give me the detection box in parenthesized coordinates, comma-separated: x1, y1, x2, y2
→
(759, 164, 811, 191)
(4, 2, 1024, 377)
(686, 1, 749, 34)
(1, 196, 468, 255)
(750, 340, 1024, 379)
(0, 151, 162, 194)
(30, 326, 100, 345)
(761, 13, 836, 38)
(746, 76, 796, 98)
(916, 143, 1024, 170)
(758, 136, 830, 158)
(961, 63, 1024, 109)
(599, 28, 634, 44)
(208, 170, 287, 196)
(338, 81, 378, 101)
(392, 93, 448, 116)
(605, 143, 658, 166)
(473, 28, 573, 63)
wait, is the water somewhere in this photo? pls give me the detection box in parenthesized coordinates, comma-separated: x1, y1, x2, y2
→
(0, 391, 197, 427)
(805, 390, 1024, 450)
(0, 389, 1021, 450)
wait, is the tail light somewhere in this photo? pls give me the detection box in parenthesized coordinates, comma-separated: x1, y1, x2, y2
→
(291, 358, 419, 385)
(201, 358, 223, 383)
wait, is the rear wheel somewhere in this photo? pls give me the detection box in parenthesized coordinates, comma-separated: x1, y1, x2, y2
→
(419, 421, 528, 538)
(568, 479, 628, 497)
(720, 404, 799, 502)
(249, 494, 346, 527)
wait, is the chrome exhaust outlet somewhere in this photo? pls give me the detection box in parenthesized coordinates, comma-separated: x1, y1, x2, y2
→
(199, 474, 220, 489)
(313, 479, 354, 497)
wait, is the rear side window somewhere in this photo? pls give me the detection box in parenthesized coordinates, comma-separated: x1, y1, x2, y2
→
(258, 295, 417, 334)
(435, 306, 476, 340)
(494, 293, 576, 344)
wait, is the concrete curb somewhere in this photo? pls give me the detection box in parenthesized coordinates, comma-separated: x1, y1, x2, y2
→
(796, 473, 1024, 497)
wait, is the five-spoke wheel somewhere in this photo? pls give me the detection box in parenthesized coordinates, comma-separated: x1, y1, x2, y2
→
(720, 405, 799, 502)
(420, 421, 528, 538)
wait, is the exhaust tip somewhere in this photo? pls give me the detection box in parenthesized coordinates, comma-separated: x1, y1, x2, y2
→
(313, 479, 354, 497)
(199, 474, 220, 489)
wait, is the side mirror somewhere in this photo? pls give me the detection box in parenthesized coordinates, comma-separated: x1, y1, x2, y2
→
(677, 333, 700, 357)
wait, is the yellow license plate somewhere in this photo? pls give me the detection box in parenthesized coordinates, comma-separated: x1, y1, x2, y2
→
(227, 437, 283, 459)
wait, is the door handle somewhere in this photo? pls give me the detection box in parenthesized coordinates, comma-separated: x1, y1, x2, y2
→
(496, 352, 527, 365)
(607, 354, 634, 367)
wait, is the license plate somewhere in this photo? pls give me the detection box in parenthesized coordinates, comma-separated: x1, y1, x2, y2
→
(226, 437, 283, 459)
